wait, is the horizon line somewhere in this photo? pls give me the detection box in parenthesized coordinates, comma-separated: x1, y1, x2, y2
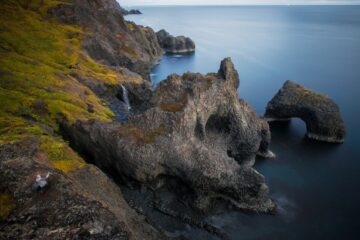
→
(122, 3, 360, 7)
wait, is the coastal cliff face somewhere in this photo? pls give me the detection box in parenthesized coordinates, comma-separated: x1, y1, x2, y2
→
(64, 58, 275, 214)
(1, 0, 274, 239)
(0, 0, 164, 238)
(50, 0, 163, 79)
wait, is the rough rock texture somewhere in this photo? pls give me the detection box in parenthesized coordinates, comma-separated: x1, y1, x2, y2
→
(0, 137, 164, 239)
(63, 58, 275, 213)
(156, 29, 195, 54)
(265, 80, 346, 143)
(50, 0, 163, 79)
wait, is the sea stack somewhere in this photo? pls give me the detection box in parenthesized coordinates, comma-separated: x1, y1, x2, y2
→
(156, 29, 196, 54)
(265, 80, 346, 143)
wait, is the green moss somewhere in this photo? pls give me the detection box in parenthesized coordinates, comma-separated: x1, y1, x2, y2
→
(0, 0, 139, 173)
(0, 193, 16, 220)
(40, 136, 85, 173)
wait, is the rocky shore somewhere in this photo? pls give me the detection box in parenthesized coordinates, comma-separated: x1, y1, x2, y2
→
(0, 0, 346, 239)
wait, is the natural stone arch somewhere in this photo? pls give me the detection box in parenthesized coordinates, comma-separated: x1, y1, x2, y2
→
(265, 81, 346, 143)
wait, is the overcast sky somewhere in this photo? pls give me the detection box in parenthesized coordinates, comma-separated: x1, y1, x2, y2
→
(119, 0, 360, 6)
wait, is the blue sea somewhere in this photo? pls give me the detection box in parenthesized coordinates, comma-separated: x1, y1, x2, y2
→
(126, 5, 360, 239)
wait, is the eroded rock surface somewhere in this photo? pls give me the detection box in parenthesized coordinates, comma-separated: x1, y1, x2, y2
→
(265, 80, 346, 143)
(156, 29, 195, 54)
(64, 58, 275, 213)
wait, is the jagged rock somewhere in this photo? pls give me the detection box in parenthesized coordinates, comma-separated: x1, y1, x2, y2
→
(50, 0, 163, 79)
(156, 29, 195, 54)
(265, 80, 346, 143)
(0, 137, 165, 240)
(63, 58, 275, 213)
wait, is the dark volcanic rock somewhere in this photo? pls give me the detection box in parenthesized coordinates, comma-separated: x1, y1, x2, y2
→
(156, 29, 195, 54)
(64, 58, 275, 213)
(50, 0, 163, 79)
(265, 80, 346, 143)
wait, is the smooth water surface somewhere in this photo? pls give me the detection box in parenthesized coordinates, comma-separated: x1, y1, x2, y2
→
(127, 6, 360, 239)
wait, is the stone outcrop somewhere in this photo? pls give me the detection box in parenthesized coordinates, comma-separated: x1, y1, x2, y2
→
(63, 58, 275, 213)
(0, 137, 164, 240)
(265, 80, 346, 143)
(156, 29, 195, 54)
(50, 0, 163, 79)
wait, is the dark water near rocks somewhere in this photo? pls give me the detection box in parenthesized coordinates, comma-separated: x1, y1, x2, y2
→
(126, 5, 360, 239)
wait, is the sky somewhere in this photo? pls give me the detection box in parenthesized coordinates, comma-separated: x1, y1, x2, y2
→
(119, 0, 360, 6)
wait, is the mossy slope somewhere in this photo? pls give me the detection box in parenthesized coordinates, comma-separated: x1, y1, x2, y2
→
(0, 0, 129, 173)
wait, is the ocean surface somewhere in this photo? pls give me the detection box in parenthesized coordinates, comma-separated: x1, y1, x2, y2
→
(126, 5, 360, 239)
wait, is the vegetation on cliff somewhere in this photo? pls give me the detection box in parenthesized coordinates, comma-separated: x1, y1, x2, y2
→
(0, 0, 131, 173)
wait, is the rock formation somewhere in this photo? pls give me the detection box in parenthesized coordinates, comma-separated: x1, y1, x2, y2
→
(63, 58, 275, 213)
(127, 9, 142, 15)
(119, 6, 142, 15)
(50, 0, 163, 79)
(265, 80, 346, 143)
(156, 29, 196, 54)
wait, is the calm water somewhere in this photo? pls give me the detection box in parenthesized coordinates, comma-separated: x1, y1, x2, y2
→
(127, 6, 360, 239)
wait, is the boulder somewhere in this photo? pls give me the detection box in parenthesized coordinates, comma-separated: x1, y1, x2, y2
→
(63, 58, 275, 213)
(265, 80, 346, 143)
(156, 29, 195, 54)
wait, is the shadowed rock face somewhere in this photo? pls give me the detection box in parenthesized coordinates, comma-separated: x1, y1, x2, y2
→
(64, 58, 275, 213)
(156, 29, 195, 54)
(50, 0, 163, 79)
(265, 80, 346, 143)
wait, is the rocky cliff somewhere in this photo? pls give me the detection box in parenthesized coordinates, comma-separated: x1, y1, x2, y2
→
(1, 0, 275, 239)
(0, 0, 164, 239)
(50, 0, 163, 79)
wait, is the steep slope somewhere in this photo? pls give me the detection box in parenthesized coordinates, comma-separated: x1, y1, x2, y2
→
(0, 0, 163, 239)
(50, 0, 163, 79)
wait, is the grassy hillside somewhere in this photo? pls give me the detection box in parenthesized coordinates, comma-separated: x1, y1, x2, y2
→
(0, 0, 133, 173)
